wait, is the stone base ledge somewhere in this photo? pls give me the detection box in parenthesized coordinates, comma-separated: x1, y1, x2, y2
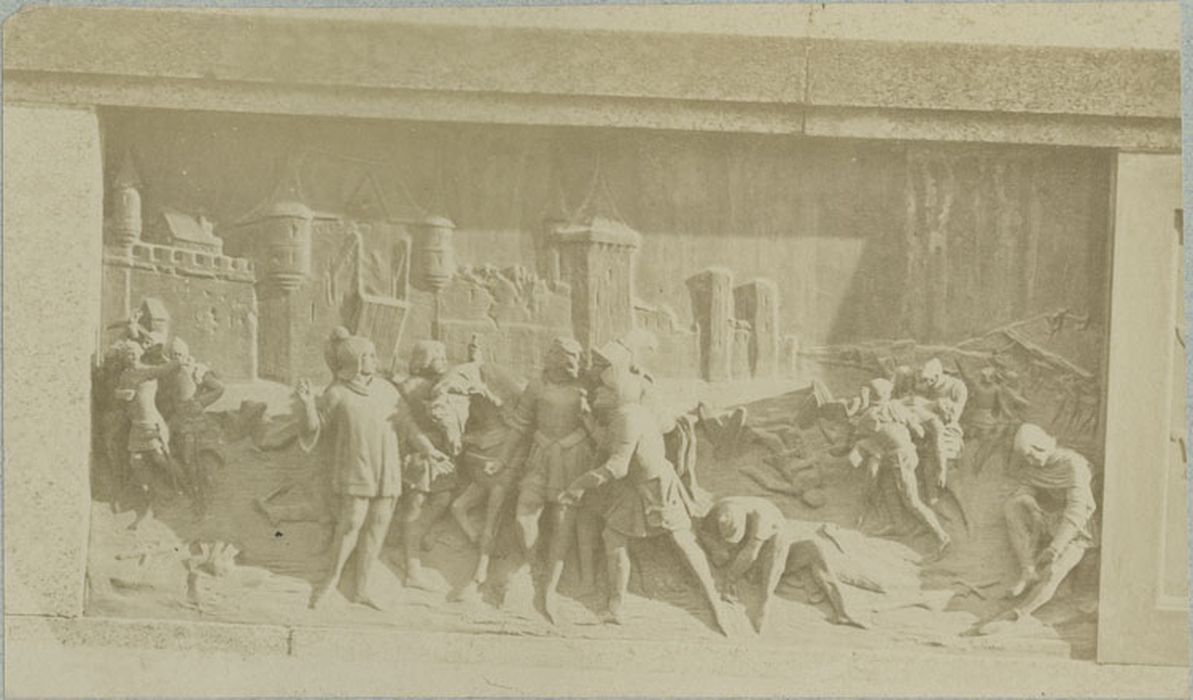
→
(6, 614, 1189, 698)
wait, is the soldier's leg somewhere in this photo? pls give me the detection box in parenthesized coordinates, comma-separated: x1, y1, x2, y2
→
(1003, 493, 1045, 596)
(575, 508, 602, 594)
(148, 444, 185, 496)
(127, 452, 154, 530)
(419, 491, 454, 552)
(514, 475, 547, 555)
(669, 528, 731, 636)
(541, 504, 578, 622)
(603, 528, 631, 623)
(475, 482, 510, 585)
(400, 492, 437, 590)
(1013, 544, 1086, 618)
(790, 540, 869, 629)
(756, 533, 791, 632)
(352, 496, 398, 609)
(450, 483, 485, 544)
(894, 454, 950, 553)
(311, 495, 369, 608)
(870, 462, 903, 536)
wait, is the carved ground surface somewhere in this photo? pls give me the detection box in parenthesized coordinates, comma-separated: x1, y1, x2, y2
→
(85, 370, 1098, 660)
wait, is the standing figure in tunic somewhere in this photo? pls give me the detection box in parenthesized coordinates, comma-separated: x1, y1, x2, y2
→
(393, 340, 458, 591)
(298, 327, 402, 610)
(495, 337, 599, 621)
(559, 365, 731, 636)
(157, 337, 226, 516)
(442, 337, 519, 601)
(110, 338, 185, 529)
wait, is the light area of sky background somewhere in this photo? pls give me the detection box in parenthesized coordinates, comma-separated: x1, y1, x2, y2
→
(180, 2, 1180, 50)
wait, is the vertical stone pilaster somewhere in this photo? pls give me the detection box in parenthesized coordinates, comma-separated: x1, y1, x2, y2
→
(3, 104, 103, 617)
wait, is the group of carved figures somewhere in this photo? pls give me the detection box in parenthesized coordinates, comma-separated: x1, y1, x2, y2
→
(295, 329, 752, 631)
(95, 313, 226, 526)
(94, 308, 1099, 638)
(810, 357, 1098, 634)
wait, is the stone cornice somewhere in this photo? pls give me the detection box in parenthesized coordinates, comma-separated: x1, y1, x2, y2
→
(1, 7, 1180, 149)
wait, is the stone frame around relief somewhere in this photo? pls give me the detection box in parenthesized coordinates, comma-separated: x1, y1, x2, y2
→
(1, 6, 1187, 695)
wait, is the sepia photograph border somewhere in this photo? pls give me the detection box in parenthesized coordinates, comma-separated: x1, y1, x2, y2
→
(1, 1, 1191, 697)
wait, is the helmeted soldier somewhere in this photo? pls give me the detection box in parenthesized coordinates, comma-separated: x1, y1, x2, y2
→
(157, 337, 226, 516)
(297, 327, 402, 610)
(976, 423, 1096, 635)
(494, 337, 599, 621)
(559, 364, 731, 635)
(109, 337, 185, 529)
(392, 340, 458, 591)
(912, 358, 969, 501)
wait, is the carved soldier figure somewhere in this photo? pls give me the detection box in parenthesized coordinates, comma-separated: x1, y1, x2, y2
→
(559, 364, 731, 635)
(852, 391, 952, 556)
(393, 340, 458, 590)
(496, 337, 599, 621)
(958, 364, 1030, 474)
(911, 358, 968, 501)
(915, 358, 969, 409)
(298, 327, 402, 610)
(443, 338, 520, 602)
(977, 423, 1096, 635)
(850, 378, 922, 525)
(699, 496, 870, 631)
(109, 338, 185, 529)
(157, 337, 226, 515)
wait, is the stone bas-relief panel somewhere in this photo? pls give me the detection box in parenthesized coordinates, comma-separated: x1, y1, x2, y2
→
(87, 109, 1110, 660)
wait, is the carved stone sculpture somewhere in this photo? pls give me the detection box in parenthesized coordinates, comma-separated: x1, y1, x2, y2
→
(157, 337, 226, 517)
(495, 337, 598, 622)
(558, 363, 732, 635)
(699, 496, 872, 630)
(975, 423, 1097, 635)
(105, 336, 184, 529)
(298, 327, 401, 610)
(392, 340, 458, 591)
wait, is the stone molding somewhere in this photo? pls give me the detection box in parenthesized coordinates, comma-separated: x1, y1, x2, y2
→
(1, 7, 1180, 150)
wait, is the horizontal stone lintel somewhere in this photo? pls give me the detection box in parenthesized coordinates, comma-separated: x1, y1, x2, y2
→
(3, 70, 1180, 152)
(1, 6, 1179, 120)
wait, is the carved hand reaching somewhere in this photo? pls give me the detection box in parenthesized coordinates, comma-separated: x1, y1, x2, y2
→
(721, 581, 741, 605)
(295, 379, 313, 404)
(556, 487, 584, 507)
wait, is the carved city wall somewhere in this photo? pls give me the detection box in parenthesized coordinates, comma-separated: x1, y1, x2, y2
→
(103, 111, 1114, 358)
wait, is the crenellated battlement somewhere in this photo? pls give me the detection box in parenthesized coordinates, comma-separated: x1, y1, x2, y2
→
(104, 241, 255, 283)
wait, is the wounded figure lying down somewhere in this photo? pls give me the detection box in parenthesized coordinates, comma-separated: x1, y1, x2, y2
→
(698, 496, 944, 631)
